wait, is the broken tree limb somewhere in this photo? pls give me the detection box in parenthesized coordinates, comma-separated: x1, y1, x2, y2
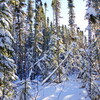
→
(41, 53, 70, 85)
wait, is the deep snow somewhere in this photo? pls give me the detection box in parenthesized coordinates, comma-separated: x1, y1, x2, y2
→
(31, 75, 91, 100)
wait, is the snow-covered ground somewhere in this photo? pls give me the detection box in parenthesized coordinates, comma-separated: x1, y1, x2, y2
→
(31, 75, 90, 100)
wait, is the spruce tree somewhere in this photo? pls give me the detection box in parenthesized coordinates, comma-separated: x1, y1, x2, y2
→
(26, 0, 34, 78)
(81, 0, 100, 99)
(30, 0, 46, 80)
(11, 0, 27, 80)
(67, 0, 75, 34)
(51, 0, 65, 82)
(0, 1, 17, 99)
(51, 0, 55, 25)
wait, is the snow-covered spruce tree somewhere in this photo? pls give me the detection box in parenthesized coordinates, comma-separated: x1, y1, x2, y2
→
(25, 0, 34, 79)
(84, 0, 100, 99)
(40, 0, 68, 83)
(51, 0, 56, 25)
(67, 0, 75, 34)
(50, 0, 63, 82)
(62, 0, 81, 75)
(11, 0, 27, 80)
(8, 0, 20, 66)
(44, 2, 47, 22)
(10, 1, 34, 100)
(91, 0, 100, 33)
(0, 0, 17, 99)
(42, 2, 50, 52)
(78, 1, 100, 97)
(61, 25, 67, 50)
(88, 37, 100, 100)
(85, 0, 100, 99)
(28, 0, 47, 81)
(77, 29, 100, 99)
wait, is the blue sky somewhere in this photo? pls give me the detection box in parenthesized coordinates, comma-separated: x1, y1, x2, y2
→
(42, 0, 88, 31)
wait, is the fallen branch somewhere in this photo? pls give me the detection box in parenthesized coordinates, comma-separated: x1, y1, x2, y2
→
(41, 53, 69, 85)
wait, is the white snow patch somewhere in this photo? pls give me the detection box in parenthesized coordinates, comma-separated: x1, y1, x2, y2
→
(42, 95, 55, 100)
(31, 75, 90, 100)
(86, 7, 97, 16)
(0, 38, 4, 47)
(63, 94, 73, 100)
(0, 72, 4, 78)
(85, 25, 92, 30)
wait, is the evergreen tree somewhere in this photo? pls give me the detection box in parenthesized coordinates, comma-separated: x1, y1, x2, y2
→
(67, 0, 75, 34)
(78, 0, 100, 99)
(50, 0, 66, 82)
(51, 0, 55, 25)
(0, 1, 17, 99)
(30, 0, 46, 80)
(11, 0, 27, 80)
(26, 0, 34, 79)
(11, 1, 33, 99)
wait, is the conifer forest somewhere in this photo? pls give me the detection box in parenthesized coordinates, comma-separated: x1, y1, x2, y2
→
(0, 0, 100, 100)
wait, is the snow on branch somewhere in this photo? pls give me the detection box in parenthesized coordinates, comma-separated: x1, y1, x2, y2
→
(28, 54, 47, 71)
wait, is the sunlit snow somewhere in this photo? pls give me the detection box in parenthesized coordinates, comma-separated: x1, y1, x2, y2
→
(29, 75, 90, 100)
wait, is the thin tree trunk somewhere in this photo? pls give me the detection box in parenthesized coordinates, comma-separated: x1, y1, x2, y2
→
(55, 0, 61, 82)
(87, 20, 92, 99)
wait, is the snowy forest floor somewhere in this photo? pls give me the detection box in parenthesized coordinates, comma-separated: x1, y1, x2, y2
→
(29, 75, 91, 100)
